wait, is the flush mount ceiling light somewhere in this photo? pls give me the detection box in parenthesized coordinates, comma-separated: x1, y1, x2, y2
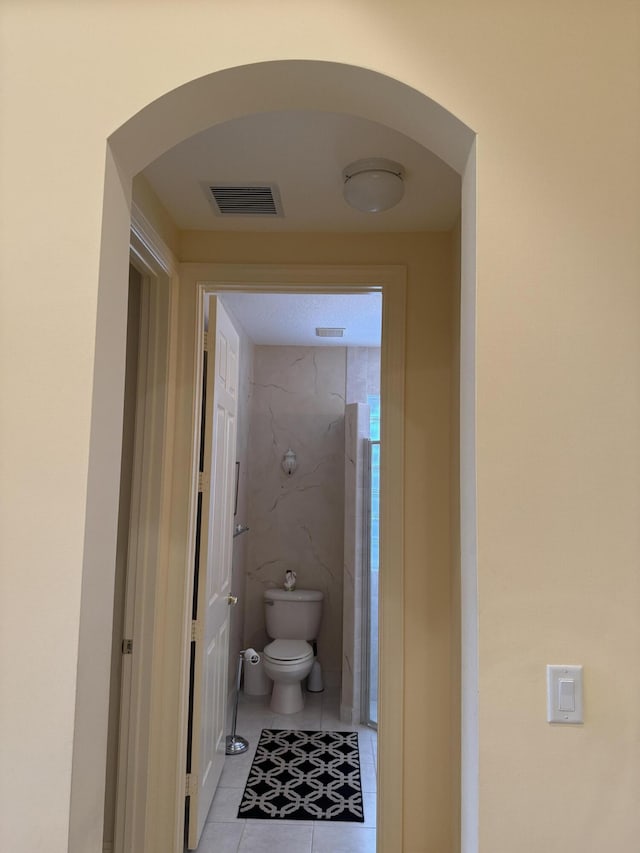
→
(342, 158, 405, 213)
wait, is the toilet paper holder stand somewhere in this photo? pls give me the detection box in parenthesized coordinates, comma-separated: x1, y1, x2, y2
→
(225, 648, 260, 755)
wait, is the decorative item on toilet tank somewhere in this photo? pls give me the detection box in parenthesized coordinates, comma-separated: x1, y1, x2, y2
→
(243, 346, 345, 687)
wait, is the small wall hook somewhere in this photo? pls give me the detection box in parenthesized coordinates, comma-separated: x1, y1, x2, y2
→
(282, 448, 297, 476)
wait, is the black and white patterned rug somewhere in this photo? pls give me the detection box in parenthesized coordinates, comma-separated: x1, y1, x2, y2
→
(237, 729, 364, 822)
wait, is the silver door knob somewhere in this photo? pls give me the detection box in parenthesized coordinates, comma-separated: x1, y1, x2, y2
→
(227, 594, 238, 606)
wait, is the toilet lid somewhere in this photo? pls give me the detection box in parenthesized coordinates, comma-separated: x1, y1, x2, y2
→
(264, 639, 313, 662)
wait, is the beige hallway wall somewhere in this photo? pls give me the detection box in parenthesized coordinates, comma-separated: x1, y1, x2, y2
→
(1, 3, 638, 852)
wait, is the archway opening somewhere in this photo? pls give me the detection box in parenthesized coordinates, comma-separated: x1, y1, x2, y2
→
(72, 60, 477, 853)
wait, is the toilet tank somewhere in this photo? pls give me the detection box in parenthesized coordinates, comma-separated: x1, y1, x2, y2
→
(263, 588, 323, 640)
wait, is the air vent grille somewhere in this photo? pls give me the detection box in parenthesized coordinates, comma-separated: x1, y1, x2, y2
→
(207, 184, 283, 217)
(315, 327, 345, 338)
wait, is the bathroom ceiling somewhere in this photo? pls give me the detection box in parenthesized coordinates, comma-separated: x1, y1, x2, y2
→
(219, 291, 382, 348)
(142, 110, 461, 233)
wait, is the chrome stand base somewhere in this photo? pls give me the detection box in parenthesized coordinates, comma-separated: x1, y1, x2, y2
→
(225, 735, 249, 755)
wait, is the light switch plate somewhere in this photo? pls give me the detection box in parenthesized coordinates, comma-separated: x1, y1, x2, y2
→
(547, 665, 583, 724)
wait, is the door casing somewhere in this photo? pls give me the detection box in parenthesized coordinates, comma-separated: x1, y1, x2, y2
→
(161, 262, 406, 853)
(109, 207, 179, 853)
(114, 250, 417, 852)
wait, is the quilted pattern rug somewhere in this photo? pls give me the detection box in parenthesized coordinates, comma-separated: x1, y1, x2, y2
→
(237, 729, 364, 822)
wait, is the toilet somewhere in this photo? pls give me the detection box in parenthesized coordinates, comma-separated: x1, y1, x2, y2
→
(262, 588, 323, 714)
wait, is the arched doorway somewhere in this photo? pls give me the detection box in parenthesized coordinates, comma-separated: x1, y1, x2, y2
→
(72, 60, 477, 853)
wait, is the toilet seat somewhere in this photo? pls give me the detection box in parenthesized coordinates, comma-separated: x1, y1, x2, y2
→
(264, 639, 313, 664)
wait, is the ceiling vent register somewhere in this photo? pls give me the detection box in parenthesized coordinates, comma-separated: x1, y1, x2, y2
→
(315, 327, 345, 338)
(207, 184, 283, 217)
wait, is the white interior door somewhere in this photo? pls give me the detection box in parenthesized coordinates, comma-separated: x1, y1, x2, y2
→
(187, 297, 239, 849)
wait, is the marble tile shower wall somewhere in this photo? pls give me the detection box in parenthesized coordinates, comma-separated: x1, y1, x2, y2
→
(243, 346, 346, 685)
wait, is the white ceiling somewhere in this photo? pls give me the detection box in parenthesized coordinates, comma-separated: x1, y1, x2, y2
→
(218, 292, 382, 348)
(143, 110, 461, 233)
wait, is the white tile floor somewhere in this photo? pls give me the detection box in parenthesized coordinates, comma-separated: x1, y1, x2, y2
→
(192, 687, 377, 853)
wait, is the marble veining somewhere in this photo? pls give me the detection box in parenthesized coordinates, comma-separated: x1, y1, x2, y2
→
(243, 347, 346, 684)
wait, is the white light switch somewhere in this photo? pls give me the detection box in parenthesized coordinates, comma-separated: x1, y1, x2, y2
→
(558, 678, 575, 712)
(547, 665, 583, 724)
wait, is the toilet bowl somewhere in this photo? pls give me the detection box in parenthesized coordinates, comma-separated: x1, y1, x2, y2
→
(262, 639, 314, 714)
(262, 588, 323, 714)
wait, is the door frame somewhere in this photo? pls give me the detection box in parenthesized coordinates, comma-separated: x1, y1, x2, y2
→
(110, 206, 179, 853)
(166, 262, 406, 852)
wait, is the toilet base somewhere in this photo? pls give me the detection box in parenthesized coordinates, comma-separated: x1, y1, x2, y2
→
(270, 681, 305, 715)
